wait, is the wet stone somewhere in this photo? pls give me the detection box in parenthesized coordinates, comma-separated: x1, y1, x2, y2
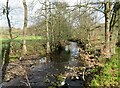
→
(65, 78, 84, 87)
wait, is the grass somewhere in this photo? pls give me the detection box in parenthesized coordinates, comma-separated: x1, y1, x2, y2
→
(1, 35, 46, 61)
(90, 47, 119, 87)
(0, 35, 45, 42)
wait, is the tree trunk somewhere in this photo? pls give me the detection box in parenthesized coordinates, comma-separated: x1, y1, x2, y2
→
(2, 0, 12, 81)
(109, 2, 119, 55)
(2, 41, 11, 81)
(45, 0, 51, 54)
(118, 2, 120, 46)
(103, 0, 111, 58)
(46, 18, 51, 54)
(0, 33, 2, 83)
(6, 0, 12, 39)
(22, 0, 27, 55)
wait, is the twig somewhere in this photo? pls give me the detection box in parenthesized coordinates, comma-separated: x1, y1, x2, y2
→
(25, 74, 31, 88)
(19, 60, 31, 88)
(82, 67, 86, 81)
(20, 72, 31, 88)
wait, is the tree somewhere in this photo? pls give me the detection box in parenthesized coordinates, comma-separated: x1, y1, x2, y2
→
(51, 1, 72, 51)
(118, 9, 120, 47)
(2, 0, 12, 81)
(22, 0, 28, 55)
(32, 1, 72, 52)
(118, 2, 120, 44)
(116, 1, 120, 47)
(102, 0, 112, 58)
(109, 1, 120, 54)
(85, 0, 119, 58)
(103, 0, 120, 58)
(70, 5, 95, 46)
(45, 0, 51, 54)
(3, 0, 12, 39)
(0, 29, 2, 84)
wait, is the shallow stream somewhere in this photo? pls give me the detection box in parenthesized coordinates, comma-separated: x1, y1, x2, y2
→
(2, 42, 86, 87)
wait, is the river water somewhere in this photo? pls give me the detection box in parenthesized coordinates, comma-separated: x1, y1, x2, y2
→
(28, 42, 84, 87)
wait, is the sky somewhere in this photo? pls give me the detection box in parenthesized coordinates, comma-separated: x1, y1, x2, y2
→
(0, 0, 104, 28)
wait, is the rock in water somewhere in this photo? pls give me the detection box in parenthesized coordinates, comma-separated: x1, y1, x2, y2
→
(39, 57, 47, 64)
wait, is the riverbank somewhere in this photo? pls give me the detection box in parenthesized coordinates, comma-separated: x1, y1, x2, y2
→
(87, 47, 119, 87)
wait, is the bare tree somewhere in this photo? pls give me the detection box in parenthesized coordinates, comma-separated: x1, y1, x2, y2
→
(102, 0, 112, 58)
(116, 1, 120, 47)
(0, 29, 2, 84)
(45, 0, 51, 54)
(118, 9, 120, 47)
(22, 0, 28, 55)
(109, 1, 119, 54)
(6, 0, 12, 39)
(2, 0, 12, 81)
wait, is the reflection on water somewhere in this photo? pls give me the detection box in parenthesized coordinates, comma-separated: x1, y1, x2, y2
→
(65, 42, 79, 58)
(39, 42, 80, 69)
(2, 42, 84, 87)
(31, 42, 82, 86)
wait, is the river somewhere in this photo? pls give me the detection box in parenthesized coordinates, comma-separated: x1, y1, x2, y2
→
(2, 42, 86, 87)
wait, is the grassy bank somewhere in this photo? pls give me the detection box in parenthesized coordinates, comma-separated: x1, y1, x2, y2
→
(89, 47, 119, 87)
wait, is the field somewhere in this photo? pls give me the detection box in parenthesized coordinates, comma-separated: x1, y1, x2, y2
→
(1, 35, 46, 60)
(0, 36, 44, 41)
